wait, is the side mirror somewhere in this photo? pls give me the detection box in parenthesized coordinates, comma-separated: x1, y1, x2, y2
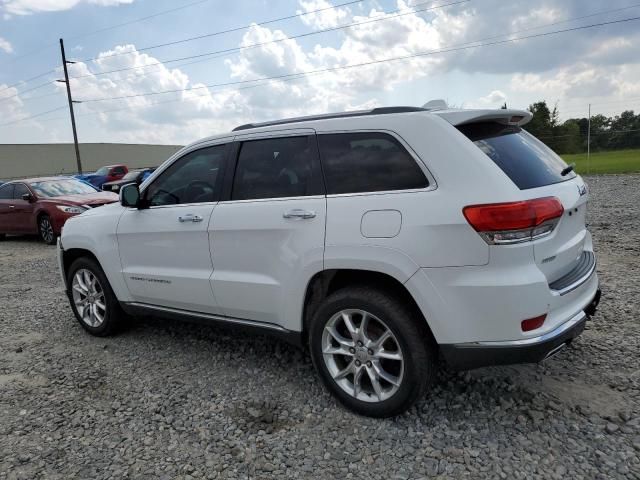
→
(22, 193, 34, 202)
(120, 183, 141, 208)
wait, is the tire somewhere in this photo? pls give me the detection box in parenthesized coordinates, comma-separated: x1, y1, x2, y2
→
(309, 286, 436, 417)
(66, 257, 125, 336)
(38, 214, 56, 245)
(0, 233, 5, 240)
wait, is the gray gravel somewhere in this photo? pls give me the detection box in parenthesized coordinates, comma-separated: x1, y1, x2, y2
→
(1, 174, 639, 480)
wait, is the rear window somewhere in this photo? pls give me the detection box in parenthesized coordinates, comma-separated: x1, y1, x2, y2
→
(458, 122, 576, 190)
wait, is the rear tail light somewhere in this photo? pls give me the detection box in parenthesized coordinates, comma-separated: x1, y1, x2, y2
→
(463, 197, 564, 245)
(521, 314, 546, 332)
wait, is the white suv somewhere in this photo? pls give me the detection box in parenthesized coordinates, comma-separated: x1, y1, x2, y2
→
(58, 105, 600, 417)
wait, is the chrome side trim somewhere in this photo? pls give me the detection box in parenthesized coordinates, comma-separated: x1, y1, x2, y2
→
(550, 256, 597, 296)
(464, 311, 586, 348)
(125, 302, 289, 332)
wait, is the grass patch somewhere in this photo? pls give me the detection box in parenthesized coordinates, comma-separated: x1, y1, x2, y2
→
(562, 149, 640, 174)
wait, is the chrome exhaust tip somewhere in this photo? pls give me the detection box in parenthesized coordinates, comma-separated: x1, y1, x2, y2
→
(543, 342, 567, 362)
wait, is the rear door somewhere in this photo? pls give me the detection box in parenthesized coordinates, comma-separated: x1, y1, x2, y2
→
(117, 143, 230, 314)
(209, 131, 326, 329)
(458, 122, 586, 282)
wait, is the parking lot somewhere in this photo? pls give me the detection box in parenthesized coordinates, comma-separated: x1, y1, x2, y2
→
(0, 174, 638, 480)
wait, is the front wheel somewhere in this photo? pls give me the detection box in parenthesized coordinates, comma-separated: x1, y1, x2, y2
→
(67, 257, 125, 336)
(38, 214, 56, 245)
(309, 287, 436, 417)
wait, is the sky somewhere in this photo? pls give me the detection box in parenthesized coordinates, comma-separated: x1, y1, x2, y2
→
(0, 0, 639, 145)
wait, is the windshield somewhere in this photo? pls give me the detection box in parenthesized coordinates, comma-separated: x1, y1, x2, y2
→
(94, 167, 109, 176)
(458, 122, 576, 190)
(31, 179, 98, 197)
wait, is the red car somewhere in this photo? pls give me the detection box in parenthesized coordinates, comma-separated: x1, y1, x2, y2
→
(0, 177, 119, 244)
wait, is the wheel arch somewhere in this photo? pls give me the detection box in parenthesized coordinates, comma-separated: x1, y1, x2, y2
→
(301, 268, 436, 348)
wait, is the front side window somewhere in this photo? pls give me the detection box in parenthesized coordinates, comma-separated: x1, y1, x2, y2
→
(13, 183, 30, 199)
(318, 132, 428, 194)
(0, 184, 13, 200)
(232, 136, 319, 200)
(31, 179, 97, 197)
(145, 145, 227, 207)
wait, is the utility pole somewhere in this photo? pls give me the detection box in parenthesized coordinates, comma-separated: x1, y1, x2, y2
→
(587, 103, 591, 175)
(58, 38, 83, 174)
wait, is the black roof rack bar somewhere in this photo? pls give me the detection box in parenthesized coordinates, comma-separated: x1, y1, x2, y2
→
(232, 106, 427, 132)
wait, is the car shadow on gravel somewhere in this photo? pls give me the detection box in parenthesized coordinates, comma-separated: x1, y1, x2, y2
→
(122, 314, 621, 426)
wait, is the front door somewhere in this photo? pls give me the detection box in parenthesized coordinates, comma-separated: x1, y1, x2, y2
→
(210, 133, 326, 330)
(11, 183, 36, 233)
(117, 143, 230, 314)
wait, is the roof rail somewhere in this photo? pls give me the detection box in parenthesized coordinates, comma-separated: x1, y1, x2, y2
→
(232, 106, 427, 132)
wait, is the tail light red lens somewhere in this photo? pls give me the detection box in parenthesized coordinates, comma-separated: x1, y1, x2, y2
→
(463, 197, 564, 244)
(521, 314, 546, 332)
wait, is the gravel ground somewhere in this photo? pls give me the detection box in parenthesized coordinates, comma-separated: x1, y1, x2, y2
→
(1, 174, 639, 480)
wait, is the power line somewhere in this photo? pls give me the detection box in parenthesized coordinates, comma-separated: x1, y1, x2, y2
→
(0, 0, 212, 67)
(77, 15, 640, 104)
(71, 0, 471, 79)
(69, 0, 468, 81)
(68, 0, 212, 41)
(0, 69, 56, 95)
(77, 0, 365, 63)
(0, 80, 56, 103)
(67, 1, 639, 84)
(0, 105, 67, 127)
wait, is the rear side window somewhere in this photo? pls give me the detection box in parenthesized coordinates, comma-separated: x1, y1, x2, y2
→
(318, 132, 428, 194)
(232, 136, 320, 200)
(0, 184, 13, 199)
(458, 122, 576, 190)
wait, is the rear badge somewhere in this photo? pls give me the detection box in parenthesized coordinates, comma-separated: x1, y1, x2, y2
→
(577, 184, 587, 196)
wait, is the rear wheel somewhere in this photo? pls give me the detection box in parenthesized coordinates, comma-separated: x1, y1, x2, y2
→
(67, 257, 125, 336)
(38, 214, 56, 245)
(309, 286, 436, 417)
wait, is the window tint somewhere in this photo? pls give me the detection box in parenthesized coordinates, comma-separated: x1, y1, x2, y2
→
(145, 145, 227, 206)
(318, 132, 428, 194)
(112, 167, 126, 175)
(457, 122, 576, 190)
(232, 136, 319, 200)
(13, 183, 30, 199)
(0, 184, 13, 200)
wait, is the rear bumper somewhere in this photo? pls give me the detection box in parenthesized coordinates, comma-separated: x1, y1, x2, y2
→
(440, 288, 600, 370)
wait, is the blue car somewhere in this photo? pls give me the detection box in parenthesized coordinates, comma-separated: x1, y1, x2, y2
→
(75, 164, 128, 189)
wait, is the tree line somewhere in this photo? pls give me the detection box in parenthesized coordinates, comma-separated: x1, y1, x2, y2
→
(511, 101, 640, 154)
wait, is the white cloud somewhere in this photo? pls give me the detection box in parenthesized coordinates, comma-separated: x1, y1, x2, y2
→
(297, 0, 351, 30)
(1, 0, 132, 16)
(470, 90, 507, 108)
(0, 35, 12, 53)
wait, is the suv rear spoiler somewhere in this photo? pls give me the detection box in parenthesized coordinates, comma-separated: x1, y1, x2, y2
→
(434, 109, 532, 127)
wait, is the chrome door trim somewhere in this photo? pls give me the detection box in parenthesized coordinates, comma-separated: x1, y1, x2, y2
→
(124, 302, 289, 332)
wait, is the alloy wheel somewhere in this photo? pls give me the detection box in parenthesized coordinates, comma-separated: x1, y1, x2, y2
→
(71, 269, 107, 327)
(321, 309, 404, 403)
(39, 217, 54, 243)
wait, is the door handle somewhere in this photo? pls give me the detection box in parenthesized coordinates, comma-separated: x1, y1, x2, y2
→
(178, 214, 203, 223)
(9, 205, 15, 208)
(283, 209, 316, 219)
